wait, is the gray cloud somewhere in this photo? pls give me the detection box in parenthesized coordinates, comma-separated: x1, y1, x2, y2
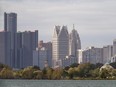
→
(0, 0, 116, 48)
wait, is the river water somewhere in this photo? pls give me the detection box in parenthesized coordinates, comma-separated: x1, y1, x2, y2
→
(0, 80, 116, 87)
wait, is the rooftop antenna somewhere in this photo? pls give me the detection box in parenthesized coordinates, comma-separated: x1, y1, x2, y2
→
(73, 24, 75, 29)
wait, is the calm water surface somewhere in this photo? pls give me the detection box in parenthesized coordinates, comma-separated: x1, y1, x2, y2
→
(0, 80, 116, 87)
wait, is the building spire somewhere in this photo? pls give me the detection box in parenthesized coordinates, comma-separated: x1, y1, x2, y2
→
(73, 24, 75, 30)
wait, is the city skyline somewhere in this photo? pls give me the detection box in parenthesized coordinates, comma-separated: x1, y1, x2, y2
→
(0, 0, 116, 48)
(0, 11, 116, 69)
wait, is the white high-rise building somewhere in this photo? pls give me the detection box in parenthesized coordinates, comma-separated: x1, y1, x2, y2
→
(52, 26, 69, 68)
(113, 39, 116, 56)
(78, 49, 84, 64)
(103, 45, 113, 63)
(69, 25, 81, 57)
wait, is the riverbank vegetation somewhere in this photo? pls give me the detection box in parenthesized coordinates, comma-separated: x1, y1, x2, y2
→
(0, 62, 116, 80)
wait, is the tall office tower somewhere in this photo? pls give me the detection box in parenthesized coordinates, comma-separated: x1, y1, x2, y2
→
(16, 32, 23, 68)
(103, 45, 113, 64)
(4, 12, 17, 32)
(52, 26, 69, 68)
(0, 31, 11, 67)
(52, 26, 60, 67)
(21, 30, 38, 68)
(113, 39, 116, 56)
(69, 25, 81, 57)
(4, 12, 17, 68)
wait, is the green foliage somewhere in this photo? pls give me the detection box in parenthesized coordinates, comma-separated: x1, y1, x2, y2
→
(33, 70, 43, 79)
(1, 63, 116, 80)
(32, 66, 40, 70)
(21, 66, 42, 79)
(22, 67, 34, 79)
(0, 68, 14, 79)
(110, 62, 116, 69)
(64, 66, 70, 70)
(42, 67, 53, 79)
(95, 63, 103, 68)
(52, 68, 63, 80)
(77, 63, 95, 77)
(68, 67, 76, 79)
(14, 70, 23, 79)
(99, 69, 110, 78)
(90, 68, 100, 78)
(70, 63, 79, 68)
(111, 69, 116, 76)
(46, 67, 53, 79)
(62, 70, 68, 78)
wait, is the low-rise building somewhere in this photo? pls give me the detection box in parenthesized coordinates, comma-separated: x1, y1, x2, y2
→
(78, 46, 103, 64)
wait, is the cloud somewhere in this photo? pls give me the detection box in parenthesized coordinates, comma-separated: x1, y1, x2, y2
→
(0, 0, 116, 48)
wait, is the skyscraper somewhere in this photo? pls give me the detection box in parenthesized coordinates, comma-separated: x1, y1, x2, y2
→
(22, 30, 38, 68)
(69, 25, 81, 57)
(52, 26, 69, 68)
(113, 39, 116, 56)
(4, 12, 17, 33)
(16, 32, 23, 68)
(0, 31, 11, 67)
(4, 12, 17, 68)
(52, 26, 60, 62)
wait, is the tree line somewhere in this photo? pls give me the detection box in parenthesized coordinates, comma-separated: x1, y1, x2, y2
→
(0, 62, 116, 80)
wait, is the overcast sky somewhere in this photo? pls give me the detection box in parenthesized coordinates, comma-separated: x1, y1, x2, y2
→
(0, 0, 116, 48)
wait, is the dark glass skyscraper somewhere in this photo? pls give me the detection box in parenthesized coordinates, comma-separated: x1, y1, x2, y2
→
(4, 12, 17, 32)
(4, 12, 17, 68)
(0, 31, 11, 67)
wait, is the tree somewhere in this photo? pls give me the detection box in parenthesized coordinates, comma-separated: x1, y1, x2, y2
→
(14, 70, 23, 79)
(70, 63, 79, 68)
(64, 66, 70, 70)
(99, 69, 110, 79)
(46, 67, 53, 79)
(110, 62, 116, 69)
(111, 69, 116, 78)
(77, 63, 95, 77)
(0, 63, 11, 72)
(95, 63, 103, 68)
(90, 68, 100, 78)
(0, 68, 14, 79)
(68, 67, 75, 79)
(32, 66, 40, 70)
(62, 70, 69, 79)
(22, 66, 36, 79)
(33, 70, 43, 79)
(42, 67, 53, 79)
(52, 68, 63, 80)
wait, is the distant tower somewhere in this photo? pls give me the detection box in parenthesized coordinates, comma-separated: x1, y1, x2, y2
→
(52, 26, 60, 62)
(69, 24, 81, 57)
(52, 26, 69, 68)
(113, 39, 116, 56)
(4, 12, 17, 33)
(4, 12, 17, 68)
